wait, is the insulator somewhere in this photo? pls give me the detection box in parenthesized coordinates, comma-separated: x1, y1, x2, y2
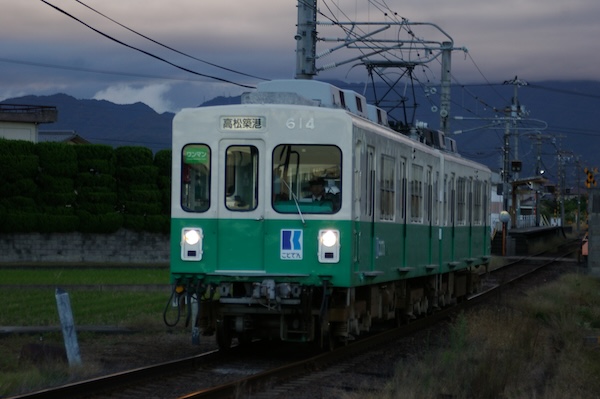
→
(316, 49, 332, 58)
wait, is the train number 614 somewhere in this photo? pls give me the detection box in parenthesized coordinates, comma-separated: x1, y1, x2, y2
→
(286, 117, 315, 130)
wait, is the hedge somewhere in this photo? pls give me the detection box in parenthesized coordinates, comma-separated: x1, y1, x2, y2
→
(0, 140, 173, 234)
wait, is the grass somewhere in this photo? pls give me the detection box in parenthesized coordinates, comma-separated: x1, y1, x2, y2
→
(4, 264, 598, 397)
(346, 272, 600, 399)
(0, 267, 177, 396)
(0, 267, 170, 326)
(0, 268, 168, 285)
(1, 289, 170, 326)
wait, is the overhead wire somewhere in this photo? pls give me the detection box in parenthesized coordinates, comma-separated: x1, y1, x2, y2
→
(320, 0, 504, 128)
(527, 83, 600, 101)
(40, 0, 256, 90)
(0, 56, 216, 83)
(36, 1, 600, 153)
(327, 0, 594, 175)
(74, 0, 268, 82)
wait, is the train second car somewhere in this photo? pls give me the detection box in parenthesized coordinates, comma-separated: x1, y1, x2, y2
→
(168, 79, 491, 349)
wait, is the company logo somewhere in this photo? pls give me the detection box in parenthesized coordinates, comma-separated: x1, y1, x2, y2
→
(280, 229, 303, 260)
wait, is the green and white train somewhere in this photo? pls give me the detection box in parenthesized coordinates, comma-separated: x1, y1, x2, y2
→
(168, 79, 491, 349)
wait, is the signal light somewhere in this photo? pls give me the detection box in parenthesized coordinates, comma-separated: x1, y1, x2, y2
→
(585, 167, 597, 188)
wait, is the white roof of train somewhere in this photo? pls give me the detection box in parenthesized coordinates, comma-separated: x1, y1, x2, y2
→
(243, 79, 387, 127)
(242, 79, 459, 154)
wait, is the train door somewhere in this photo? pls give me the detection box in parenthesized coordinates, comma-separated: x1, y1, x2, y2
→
(353, 141, 363, 267)
(353, 142, 376, 272)
(364, 146, 377, 270)
(216, 140, 265, 271)
(449, 174, 456, 260)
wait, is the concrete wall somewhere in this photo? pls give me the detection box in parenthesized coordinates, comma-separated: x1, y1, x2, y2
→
(0, 121, 38, 142)
(0, 230, 169, 265)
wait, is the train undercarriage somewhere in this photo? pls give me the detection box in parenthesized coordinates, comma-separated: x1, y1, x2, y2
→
(190, 268, 483, 350)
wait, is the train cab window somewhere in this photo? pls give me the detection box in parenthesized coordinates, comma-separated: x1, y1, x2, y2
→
(272, 144, 341, 214)
(225, 145, 259, 211)
(181, 144, 211, 212)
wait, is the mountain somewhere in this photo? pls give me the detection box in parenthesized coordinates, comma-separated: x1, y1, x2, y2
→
(2, 80, 598, 181)
(1, 94, 174, 153)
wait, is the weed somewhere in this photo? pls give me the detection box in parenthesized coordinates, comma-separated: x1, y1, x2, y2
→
(347, 273, 600, 399)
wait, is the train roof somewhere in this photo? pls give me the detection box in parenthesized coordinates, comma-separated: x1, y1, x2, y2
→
(242, 79, 388, 127)
(242, 79, 459, 155)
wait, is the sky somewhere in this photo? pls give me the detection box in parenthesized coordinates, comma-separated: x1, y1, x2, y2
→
(1, 0, 599, 114)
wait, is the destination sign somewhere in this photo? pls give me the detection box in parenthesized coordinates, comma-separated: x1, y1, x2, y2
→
(221, 116, 265, 131)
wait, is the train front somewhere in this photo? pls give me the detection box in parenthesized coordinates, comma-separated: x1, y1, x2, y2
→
(167, 104, 352, 349)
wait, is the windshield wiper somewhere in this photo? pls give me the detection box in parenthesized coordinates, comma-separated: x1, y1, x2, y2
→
(282, 179, 305, 225)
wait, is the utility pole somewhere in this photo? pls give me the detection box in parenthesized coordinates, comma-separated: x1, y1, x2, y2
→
(296, 2, 463, 128)
(501, 76, 527, 226)
(534, 132, 542, 226)
(528, 131, 551, 227)
(558, 153, 564, 227)
(549, 136, 567, 228)
(503, 119, 511, 213)
(295, 0, 317, 79)
(439, 42, 452, 135)
(503, 76, 527, 181)
(576, 157, 582, 233)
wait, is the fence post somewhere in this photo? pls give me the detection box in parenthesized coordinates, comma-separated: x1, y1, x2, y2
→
(55, 288, 82, 366)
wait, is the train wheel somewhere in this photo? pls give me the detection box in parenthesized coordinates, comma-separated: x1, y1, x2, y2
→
(395, 308, 411, 326)
(323, 328, 336, 351)
(316, 320, 335, 351)
(237, 331, 253, 346)
(216, 318, 232, 351)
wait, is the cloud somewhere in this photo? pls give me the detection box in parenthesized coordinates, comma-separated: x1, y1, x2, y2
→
(93, 83, 175, 113)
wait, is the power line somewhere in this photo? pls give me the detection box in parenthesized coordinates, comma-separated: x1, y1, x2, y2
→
(0, 56, 212, 83)
(74, 0, 268, 82)
(40, 0, 256, 90)
(464, 53, 509, 105)
(527, 83, 600, 101)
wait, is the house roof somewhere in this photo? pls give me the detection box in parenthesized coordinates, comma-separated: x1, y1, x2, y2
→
(38, 130, 90, 145)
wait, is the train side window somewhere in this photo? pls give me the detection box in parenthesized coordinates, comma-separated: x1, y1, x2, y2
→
(181, 144, 211, 212)
(482, 181, 489, 227)
(425, 166, 433, 223)
(473, 180, 483, 225)
(434, 171, 439, 225)
(225, 145, 259, 211)
(443, 174, 448, 225)
(410, 164, 423, 223)
(457, 177, 467, 225)
(449, 174, 455, 225)
(380, 154, 395, 221)
(400, 158, 407, 221)
(366, 146, 375, 217)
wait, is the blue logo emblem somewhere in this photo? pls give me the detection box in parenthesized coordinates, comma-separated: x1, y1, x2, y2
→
(281, 229, 303, 260)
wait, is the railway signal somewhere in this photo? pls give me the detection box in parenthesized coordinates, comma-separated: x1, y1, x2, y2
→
(584, 167, 597, 188)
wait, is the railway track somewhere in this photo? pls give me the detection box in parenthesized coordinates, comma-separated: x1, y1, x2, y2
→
(7, 244, 582, 399)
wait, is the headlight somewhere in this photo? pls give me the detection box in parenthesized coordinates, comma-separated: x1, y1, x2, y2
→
(184, 229, 201, 245)
(321, 230, 338, 247)
(318, 229, 340, 263)
(181, 228, 203, 261)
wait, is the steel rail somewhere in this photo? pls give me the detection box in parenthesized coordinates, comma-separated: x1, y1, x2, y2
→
(8, 244, 579, 399)
(177, 246, 579, 399)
